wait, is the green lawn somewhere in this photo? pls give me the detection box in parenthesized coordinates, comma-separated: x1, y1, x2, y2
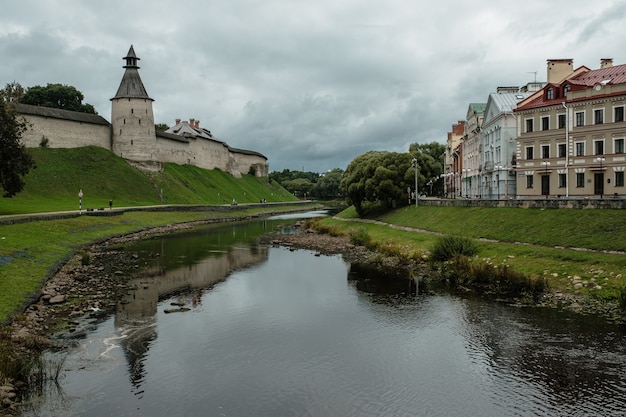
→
(324, 205, 626, 300)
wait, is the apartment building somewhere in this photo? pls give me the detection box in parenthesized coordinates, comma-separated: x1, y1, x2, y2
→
(461, 103, 486, 198)
(481, 88, 532, 199)
(514, 58, 626, 199)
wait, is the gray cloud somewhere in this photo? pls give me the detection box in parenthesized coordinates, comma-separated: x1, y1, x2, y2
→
(2, 0, 625, 172)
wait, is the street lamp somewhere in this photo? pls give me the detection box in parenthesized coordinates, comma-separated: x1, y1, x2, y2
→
(494, 165, 503, 200)
(596, 157, 606, 198)
(541, 161, 550, 199)
(412, 158, 418, 207)
(462, 168, 470, 197)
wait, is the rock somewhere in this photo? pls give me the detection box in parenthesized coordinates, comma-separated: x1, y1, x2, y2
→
(48, 295, 66, 304)
(164, 307, 191, 314)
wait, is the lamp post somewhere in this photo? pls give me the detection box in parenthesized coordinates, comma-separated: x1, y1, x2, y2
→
(541, 161, 550, 199)
(596, 157, 606, 198)
(494, 165, 503, 200)
(462, 168, 470, 197)
(412, 158, 418, 207)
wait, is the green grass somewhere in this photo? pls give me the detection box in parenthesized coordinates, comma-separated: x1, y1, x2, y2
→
(325, 205, 626, 300)
(0, 146, 296, 214)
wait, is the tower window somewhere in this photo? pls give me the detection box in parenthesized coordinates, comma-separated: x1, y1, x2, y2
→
(131, 140, 133, 145)
(131, 108, 134, 114)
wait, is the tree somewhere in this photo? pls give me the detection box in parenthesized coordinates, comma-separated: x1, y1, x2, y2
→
(0, 101, 35, 197)
(341, 151, 412, 215)
(21, 83, 97, 114)
(310, 168, 343, 199)
(0, 81, 26, 104)
(155, 123, 170, 132)
(409, 141, 446, 196)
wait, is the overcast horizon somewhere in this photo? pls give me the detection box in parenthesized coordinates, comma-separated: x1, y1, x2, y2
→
(2, 0, 626, 173)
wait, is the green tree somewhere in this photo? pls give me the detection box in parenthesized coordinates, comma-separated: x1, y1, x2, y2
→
(155, 123, 170, 132)
(0, 101, 35, 197)
(409, 141, 446, 196)
(21, 83, 96, 114)
(310, 168, 343, 199)
(341, 151, 412, 215)
(0, 82, 26, 104)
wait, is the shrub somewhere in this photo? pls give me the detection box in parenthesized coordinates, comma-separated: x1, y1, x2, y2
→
(349, 227, 372, 247)
(430, 235, 478, 262)
(620, 286, 626, 311)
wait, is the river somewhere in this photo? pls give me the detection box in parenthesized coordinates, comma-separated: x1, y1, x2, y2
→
(19, 212, 626, 416)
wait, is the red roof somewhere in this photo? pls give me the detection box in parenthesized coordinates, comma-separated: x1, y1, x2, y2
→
(516, 63, 626, 111)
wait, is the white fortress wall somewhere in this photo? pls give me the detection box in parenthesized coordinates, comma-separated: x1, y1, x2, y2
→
(20, 114, 111, 149)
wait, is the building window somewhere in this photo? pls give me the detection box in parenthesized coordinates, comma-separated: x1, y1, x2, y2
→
(541, 144, 550, 159)
(558, 143, 566, 158)
(525, 146, 534, 160)
(575, 142, 585, 156)
(616, 172, 625, 187)
(594, 109, 604, 125)
(541, 116, 550, 131)
(594, 140, 604, 155)
(525, 118, 534, 133)
(526, 175, 534, 188)
(547, 88, 553, 100)
(575, 111, 585, 127)
(558, 114, 566, 129)
(615, 138, 625, 154)
(615, 106, 625, 123)
(558, 173, 566, 188)
(576, 172, 585, 187)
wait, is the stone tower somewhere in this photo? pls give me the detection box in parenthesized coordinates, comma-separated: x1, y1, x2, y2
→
(110, 45, 156, 161)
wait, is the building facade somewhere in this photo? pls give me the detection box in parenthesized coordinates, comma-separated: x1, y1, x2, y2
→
(461, 103, 485, 198)
(480, 88, 531, 199)
(514, 58, 626, 199)
(443, 121, 464, 198)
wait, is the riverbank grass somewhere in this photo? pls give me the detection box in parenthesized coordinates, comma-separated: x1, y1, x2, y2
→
(322, 206, 626, 302)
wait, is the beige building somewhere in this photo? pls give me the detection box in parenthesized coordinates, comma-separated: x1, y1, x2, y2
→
(16, 46, 268, 178)
(461, 103, 486, 198)
(514, 58, 626, 199)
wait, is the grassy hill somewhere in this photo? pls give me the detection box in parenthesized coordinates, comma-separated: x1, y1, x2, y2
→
(0, 146, 297, 215)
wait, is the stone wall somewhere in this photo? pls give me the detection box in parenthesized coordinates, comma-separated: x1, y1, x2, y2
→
(19, 112, 111, 150)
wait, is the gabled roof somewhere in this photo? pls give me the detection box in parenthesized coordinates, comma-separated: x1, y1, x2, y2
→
(516, 63, 626, 111)
(483, 91, 531, 125)
(14, 103, 110, 125)
(468, 102, 486, 114)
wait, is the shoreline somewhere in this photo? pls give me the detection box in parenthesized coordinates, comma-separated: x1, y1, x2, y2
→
(2, 214, 625, 412)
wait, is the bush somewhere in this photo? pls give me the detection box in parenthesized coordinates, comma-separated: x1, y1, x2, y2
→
(620, 286, 626, 311)
(430, 235, 478, 262)
(349, 227, 373, 248)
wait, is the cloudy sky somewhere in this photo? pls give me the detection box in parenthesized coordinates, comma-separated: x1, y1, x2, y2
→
(2, 0, 625, 173)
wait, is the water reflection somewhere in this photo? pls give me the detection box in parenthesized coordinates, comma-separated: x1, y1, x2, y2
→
(20, 216, 626, 417)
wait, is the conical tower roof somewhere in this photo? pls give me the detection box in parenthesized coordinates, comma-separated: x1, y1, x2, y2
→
(111, 45, 153, 101)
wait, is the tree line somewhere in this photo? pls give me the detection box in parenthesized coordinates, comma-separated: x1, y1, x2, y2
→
(271, 141, 445, 215)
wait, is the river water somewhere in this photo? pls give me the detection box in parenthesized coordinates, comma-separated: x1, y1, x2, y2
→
(20, 213, 626, 416)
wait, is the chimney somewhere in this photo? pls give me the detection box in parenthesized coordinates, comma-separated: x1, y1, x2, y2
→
(600, 58, 613, 69)
(189, 118, 195, 126)
(547, 59, 574, 83)
(195, 120, 200, 128)
(175, 118, 181, 125)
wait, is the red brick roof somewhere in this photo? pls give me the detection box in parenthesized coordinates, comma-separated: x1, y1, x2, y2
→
(516, 63, 626, 111)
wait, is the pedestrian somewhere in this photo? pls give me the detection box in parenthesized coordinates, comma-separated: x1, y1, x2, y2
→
(109, 199, 113, 210)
